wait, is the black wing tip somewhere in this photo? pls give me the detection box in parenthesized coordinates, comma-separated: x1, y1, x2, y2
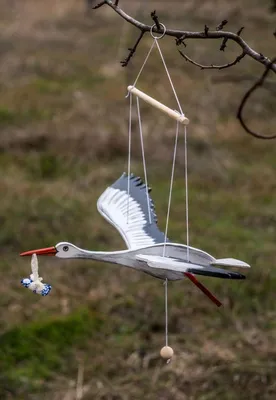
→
(227, 272, 246, 280)
(188, 269, 246, 280)
(122, 173, 152, 193)
(115, 173, 158, 224)
(228, 274, 246, 280)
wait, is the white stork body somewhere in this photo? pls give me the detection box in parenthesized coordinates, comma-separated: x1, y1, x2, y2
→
(21, 173, 250, 304)
(47, 241, 248, 282)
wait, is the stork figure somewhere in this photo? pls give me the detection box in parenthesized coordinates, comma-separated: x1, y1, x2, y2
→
(21, 173, 250, 306)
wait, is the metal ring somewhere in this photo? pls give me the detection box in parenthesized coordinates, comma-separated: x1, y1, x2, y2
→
(150, 23, 166, 40)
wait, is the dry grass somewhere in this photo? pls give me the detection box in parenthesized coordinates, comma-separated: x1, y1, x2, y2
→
(0, 1, 275, 399)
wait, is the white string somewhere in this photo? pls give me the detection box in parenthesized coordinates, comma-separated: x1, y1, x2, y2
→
(126, 38, 156, 224)
(155, 40, 184, 116)
(163, 120, 179, 257)
(127, 92, 132, 224)
(132, 40, 156, 88)
(163, 121, 180, 353)
(165, 278, 168, 346)
(184, 125, 190, 262)
(131, 38, 184, 119)
(136, 96, 152, 224)
(125, 28, 190, 354)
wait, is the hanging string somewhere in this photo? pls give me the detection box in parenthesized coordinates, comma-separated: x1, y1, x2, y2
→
(132, 40, 156, 89)
(126, 35, 156, 224)
(128, 26, 187, 233)
(124, 24, 190, 360)
(184, 125, 190, 262)
(164, 278, 168, 346)
(136, 96, 152, 224)
(163, 120, 180, 257)
(131, 36, 185, 119)
(163, 121, 180, 358)
(155, 40, 184, 116)
(127, 92, 132, 224)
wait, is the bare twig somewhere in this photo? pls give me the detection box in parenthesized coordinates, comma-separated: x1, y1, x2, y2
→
(237, 57, 276, 139)
(151, 10, 161, 31)
(220, 37, 228, 51)
(178, 50, 246, 70)
(237, 27, 244, 36)
(92, 1, 105, 9)
(175, 34, 187, 47)
(120, 30, 145, 67)
(216, 20, 228, 31)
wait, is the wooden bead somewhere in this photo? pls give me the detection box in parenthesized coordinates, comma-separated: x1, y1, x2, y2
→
(160, 346, 174, 360)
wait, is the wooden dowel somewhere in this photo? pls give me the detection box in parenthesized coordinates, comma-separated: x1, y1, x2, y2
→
(127, 85, 189, 125)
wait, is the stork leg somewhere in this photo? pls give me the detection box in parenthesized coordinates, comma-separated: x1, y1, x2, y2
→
(184, 272, 222, 307)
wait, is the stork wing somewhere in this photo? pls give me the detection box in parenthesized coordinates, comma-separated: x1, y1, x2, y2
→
(135, 255, 223, 306)
(136, 255, 245, 279)
(97, 173, 168, 249)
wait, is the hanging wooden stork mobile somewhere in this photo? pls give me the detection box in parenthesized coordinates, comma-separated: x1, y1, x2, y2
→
(20, 24, 250, 362)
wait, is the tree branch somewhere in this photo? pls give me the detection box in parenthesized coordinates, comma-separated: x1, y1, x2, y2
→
(94, 1, 276, 139)
(237, 57, 276, 139)
(178, 49, 246, 70)
(102, 0, 276, 73)
(120, 31, 145, 67)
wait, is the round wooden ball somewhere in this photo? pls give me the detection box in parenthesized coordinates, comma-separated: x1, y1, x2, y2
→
(160, 346, 174, 360)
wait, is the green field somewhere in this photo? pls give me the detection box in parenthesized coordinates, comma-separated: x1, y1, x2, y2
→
(0, 1, 275, 399)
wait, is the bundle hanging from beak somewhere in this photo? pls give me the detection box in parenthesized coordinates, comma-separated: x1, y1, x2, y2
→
(21, 253, 52, 296)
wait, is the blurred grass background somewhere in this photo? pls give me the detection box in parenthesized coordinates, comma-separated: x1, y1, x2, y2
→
(0, 0, 275, 399)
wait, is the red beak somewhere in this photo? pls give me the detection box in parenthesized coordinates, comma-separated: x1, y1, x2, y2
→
(20, 246, 57, 257)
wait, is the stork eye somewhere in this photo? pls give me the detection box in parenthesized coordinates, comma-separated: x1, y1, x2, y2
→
(63, 246, 69, 252)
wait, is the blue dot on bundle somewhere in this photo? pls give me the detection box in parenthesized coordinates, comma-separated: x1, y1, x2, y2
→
(41, 284, 52, 296)
(21, 278, 33, 288)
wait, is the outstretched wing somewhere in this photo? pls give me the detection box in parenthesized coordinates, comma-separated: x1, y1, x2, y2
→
(136, 255, 246, 279)
(97, 173, 168, 249)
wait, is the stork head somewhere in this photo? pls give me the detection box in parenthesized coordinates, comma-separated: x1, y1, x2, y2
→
(55, 242, 81, 258)
(20, 242, 80, 258)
